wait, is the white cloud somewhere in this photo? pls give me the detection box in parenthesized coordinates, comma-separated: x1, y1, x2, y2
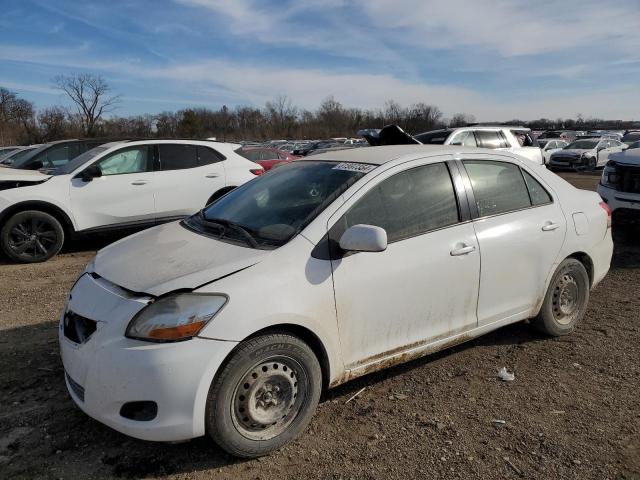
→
(354, 0, 640, 57)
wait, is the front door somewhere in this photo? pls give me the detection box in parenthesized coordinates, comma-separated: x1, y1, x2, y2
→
(329, 160, 480, 368)
(69, 145, 156, 230)
(461, 158, 566, 326)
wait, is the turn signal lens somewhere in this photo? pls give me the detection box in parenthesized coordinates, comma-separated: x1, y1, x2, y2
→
(250, 168, 264, 176)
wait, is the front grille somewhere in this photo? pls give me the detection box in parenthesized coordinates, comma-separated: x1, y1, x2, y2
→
(63, 311, 97, 344)
(65, 372, 85, 402)
(617, 166, 640, 194)
(551, 155, 579, 164)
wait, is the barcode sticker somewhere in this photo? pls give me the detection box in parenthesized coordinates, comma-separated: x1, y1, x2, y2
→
(332, 162, 376, 173)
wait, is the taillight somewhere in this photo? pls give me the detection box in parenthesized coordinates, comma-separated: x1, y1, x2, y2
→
(599, 201, 612, 228)
(250, 168, 264, 176)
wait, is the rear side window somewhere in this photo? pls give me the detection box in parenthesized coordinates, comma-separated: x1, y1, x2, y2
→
(238, 149, 261, 162)
(336, 162, 459, 243)
(475, 131, 509, 149)
(197, 146, 222, 166)
(158, 144, 198, 170)
(463, 161, 531, 216)
(522, 170, 552, 205)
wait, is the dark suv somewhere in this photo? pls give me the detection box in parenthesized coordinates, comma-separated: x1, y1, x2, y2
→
(9, 139, 124, 171)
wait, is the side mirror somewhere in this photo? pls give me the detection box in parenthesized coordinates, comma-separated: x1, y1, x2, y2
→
(79, 164, 102, 182)
(339, 224, 387, 253)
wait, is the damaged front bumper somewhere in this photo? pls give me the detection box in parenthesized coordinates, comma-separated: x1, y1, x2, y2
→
(59, 273, 238, 442)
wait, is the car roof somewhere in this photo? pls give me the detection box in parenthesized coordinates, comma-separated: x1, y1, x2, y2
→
(303, 145, 510, 165)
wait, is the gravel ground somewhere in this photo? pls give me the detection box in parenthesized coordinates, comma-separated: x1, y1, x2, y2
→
(0, 172, 638, 480)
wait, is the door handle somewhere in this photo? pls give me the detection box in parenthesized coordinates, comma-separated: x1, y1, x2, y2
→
(450, 244, 476, 256)
(205, 174, 219, 178)
(542, 222, 560, 231)
(131, 180, 148, 186)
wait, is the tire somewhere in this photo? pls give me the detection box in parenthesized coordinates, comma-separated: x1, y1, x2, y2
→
(533, 258, 590, 336)
(206, 332, 322, 458)
(588, 157, 597, 170)
(0, 210, 64, 263)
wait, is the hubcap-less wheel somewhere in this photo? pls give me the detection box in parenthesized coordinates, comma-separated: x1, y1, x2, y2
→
(232, 357, 306, 441)
(8, 217, 58, 260)
(552, 273, 581, 325)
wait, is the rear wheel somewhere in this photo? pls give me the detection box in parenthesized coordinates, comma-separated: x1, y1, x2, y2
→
(533, 258, 589, 336)
(0, 210, 64, 263)
(206, 333, 322, 458)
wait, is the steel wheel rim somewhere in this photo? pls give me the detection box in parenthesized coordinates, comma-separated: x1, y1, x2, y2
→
(231, 356, 308, 441)
(552, 273, 581, 325)
(8, 218, 57, 259)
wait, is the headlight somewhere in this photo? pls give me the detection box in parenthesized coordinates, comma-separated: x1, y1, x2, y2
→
(601, 163, 618, 188)
(126, 294, 227, 342)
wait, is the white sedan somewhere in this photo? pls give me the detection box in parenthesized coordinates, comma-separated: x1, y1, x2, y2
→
(0, 140, 261, 262)
(60, 145, 613, 457)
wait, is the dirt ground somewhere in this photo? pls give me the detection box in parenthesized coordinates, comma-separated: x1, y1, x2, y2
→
(1, 172, 638, 480)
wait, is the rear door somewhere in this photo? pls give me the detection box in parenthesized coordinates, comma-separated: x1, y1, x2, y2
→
(69, 145, 155, 230)
(329, 159, 480, 368)
(152, 143, 226, 219)
(460, 156, 566, 326)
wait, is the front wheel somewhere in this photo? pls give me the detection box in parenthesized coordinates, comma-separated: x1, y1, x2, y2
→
(206, 333, 322, 458)
(0, 210, 64, 263)
(533, 258, 590, 336)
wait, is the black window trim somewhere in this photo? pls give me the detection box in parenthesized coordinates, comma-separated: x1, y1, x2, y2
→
(329, 160, 470, 249)
(456, 159, 555, 221)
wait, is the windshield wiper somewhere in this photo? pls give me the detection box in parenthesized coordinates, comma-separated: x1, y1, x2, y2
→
(198, 212, 259, 248)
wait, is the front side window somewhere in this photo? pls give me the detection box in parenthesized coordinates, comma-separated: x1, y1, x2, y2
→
(333, 162, 459, 244)
(95, 146, 152, 176)
(464, 161, 531, 216)
(449, 131, 477, 147)
(42, 143, 81, 168)
(158, 144, 198, 170)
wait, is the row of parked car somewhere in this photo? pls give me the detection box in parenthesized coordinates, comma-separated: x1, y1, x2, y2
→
(1, 126, 638, 263)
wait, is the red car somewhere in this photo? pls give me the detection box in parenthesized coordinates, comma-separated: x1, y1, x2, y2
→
(236, 147, 298, 171)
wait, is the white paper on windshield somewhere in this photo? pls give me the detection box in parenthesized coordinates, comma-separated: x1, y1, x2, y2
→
(332, 162, 376, 173)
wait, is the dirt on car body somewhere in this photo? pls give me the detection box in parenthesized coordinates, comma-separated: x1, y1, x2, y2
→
(0, 172, 638, 479)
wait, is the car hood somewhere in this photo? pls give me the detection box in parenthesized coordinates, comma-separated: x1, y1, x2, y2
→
(610, 150, 640, 167)
(93, 221, 270, 296)
(0, 168, 51, 181)
(552, 149, 592, 157)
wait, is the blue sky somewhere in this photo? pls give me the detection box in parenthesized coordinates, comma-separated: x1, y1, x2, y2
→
(1, 0, 639, 120)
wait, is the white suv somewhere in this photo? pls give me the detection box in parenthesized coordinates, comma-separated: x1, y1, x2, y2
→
(0, 140, 262, 262)
(415, 126, 544, 165)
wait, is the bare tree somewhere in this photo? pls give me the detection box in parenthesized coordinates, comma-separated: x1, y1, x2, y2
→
(54, 74, 120, 136)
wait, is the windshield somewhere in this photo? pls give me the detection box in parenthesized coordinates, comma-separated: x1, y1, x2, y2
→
(51, 146, 110, 175)
(9, 144, 49, 169)
(565, 140, 598, 149)
(538, 131, 561, 139)
(0, 148, 35, 165)
(183, 161, 372, 248)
